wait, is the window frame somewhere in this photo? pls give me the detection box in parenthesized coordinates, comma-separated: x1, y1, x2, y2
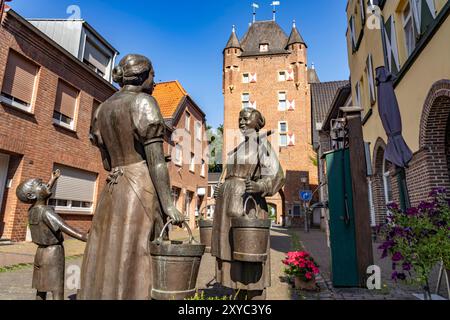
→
(185, 112, 191, 132)
(189, 152, 195, 173)
(278, 91, 287, 111)
(242, 73, 250, 83)
(0, 50, 40, 114)
(278, 71, 287, 82)
(52, 79, 80, 131)
(279, 121, 288, 147)
(242, 92, 250, 109)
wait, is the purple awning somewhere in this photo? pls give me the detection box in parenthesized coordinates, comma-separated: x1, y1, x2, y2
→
(376, 66, 413, 168)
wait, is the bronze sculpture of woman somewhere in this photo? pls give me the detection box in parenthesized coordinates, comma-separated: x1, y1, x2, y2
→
(211, 108, 285, 300)
(78, 54, 184, 300)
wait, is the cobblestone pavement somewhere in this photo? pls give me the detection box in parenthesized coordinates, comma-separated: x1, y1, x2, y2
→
(292, 228, 449, 300)
(0, 227, 294, 300)
(1, 226, 447, 300)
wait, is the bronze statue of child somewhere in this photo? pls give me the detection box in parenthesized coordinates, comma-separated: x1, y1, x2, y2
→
(16, 170, 88, 300)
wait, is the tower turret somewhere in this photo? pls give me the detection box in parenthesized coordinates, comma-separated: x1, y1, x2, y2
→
(223, 26, 242, 93)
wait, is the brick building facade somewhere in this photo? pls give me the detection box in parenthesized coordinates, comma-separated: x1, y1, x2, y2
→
(222, 21, 317, 225)
(0, 10, 117, 241)
(153, 81, 208, 230)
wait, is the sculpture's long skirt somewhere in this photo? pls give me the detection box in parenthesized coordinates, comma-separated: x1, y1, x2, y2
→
(211, 178, 271, 291)
(78, 161, 166, 300)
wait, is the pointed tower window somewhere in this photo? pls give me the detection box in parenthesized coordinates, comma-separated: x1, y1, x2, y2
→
(259, 43, 269, 52)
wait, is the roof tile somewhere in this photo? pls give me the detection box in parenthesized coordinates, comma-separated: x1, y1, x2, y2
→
(152, 80, 187, 118)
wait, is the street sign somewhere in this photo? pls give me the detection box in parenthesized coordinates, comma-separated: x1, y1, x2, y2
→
(300, 190, 312, 202)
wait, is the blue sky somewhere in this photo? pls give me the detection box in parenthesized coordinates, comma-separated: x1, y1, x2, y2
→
(10, 0, 350, 128)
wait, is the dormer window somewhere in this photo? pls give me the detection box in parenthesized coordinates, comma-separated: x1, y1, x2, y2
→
(83, 38, 110, 78)
(259, 43, 269, 52)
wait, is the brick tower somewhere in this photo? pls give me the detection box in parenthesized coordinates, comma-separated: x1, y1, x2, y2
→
(222, 20, 317, 225)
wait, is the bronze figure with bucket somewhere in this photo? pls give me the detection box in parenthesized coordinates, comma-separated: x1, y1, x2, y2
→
(211, 108, 285, 300)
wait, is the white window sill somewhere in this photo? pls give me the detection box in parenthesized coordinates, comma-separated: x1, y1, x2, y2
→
(55, 208, 93, 215)
(53, 119, 76, 133)
(0, 95, 33, 114)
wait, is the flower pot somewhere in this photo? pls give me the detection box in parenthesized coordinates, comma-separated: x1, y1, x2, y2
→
(294, 276, 318, 291)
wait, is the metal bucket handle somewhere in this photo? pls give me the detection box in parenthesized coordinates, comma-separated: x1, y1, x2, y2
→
(156, 218, 196, 245)
(243, 196, 258, 219)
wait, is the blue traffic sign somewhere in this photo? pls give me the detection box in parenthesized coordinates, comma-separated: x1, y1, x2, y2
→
(300, 190, 312, 202)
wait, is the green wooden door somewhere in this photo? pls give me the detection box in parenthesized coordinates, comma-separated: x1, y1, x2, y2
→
(325, 149, 359, 287)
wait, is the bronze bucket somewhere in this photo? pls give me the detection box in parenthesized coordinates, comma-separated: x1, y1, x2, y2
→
(150, 219, 205, 300)
(198, 219, 213, 253)
(231, 196, 271, 262)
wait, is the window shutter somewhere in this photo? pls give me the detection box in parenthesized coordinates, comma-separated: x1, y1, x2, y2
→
(359, 0, 366, 24)
(350, 16, 357, 50)
(2, 51, 38, 104)
(366, 54, 376, 104)
(420, 0, 436, 33)
(52, 165, 97, 202)
(288, 133, 296, 146)
(355, 81, 361, 108)
(411, 0, 422, 35)
(250, 101, 257, 109)
(383, 16, 400, 74)
(55, 80, 78, 119)
(250, 73, 257, 83)
(287, 70, 295, 81)
(288, 100, 296, 111)
(84, 40, 109, 74)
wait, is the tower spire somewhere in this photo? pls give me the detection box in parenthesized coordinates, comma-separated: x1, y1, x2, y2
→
(252, 3, 259, 24)
(271, 1, 280, 21)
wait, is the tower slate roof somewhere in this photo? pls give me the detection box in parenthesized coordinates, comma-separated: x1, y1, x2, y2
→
(286, 25, 306, 48)
(308, 67, 320, 84)
(240, 21, 290, 56)
(224, 28, 241, 50)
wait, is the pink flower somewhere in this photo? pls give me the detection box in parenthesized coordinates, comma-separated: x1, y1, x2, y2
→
(305, 272, 312, 280)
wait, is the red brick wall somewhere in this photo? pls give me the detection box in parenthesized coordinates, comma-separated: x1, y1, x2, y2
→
(0, 12, 116, 241)
(166, 99, 208, 229)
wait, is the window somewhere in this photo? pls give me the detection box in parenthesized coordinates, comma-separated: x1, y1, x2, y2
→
(349, 16, 357, 50)
(355, 81, 361, 108)
(366, 54, 376, 105)
(175, 144, 183, 166)
(242, 93, 250, 108)
(259, 43, 269, 52)
(53, 80, 79, 130)
(185, 191, 193, 220)
(1, 50, 39, 112)
(293, 205, 301, 217)
(242, 73, 250, 83)
(49, 164, 97, 214)
(278, 71, 287, 82)
(279, 122, 288, 147)
(402, 1, 418, 57)
(185, 112, 191, 131)
(384, 16, 401, 74)
(172, 187, 180, 207)
(278, 92, 287, 111)
(195, 121, 202, 141)
(201, 159, 206, 177)
(83, 39, 110, 78)
(189, 153, 195, 172)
